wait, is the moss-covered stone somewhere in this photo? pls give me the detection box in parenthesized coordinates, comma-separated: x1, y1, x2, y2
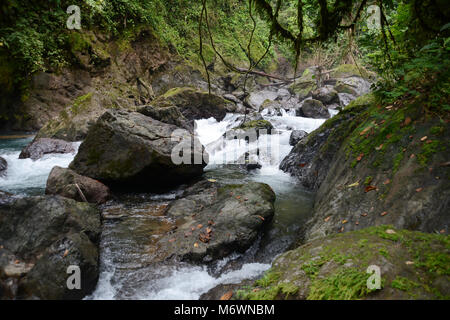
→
(237, 226, 449, 300)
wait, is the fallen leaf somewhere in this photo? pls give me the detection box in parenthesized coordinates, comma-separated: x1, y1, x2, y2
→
(14, 260, 20, 264)
(169, 238, 176, 243)
(365, 185, 377, 193)
(375, 144, 383, 151)
(298, 163, 307, 167)
(208, 220, 215, 226)
(207, 179, 217, 183)
(63, 249, 69, 258)
(440, 229, 445, 234)
(324, 216, 331, 222)
(197, 224, 203, 229)
(403, 117, 412, 126)
(386, 134, 392, 139)
(355, 221, 359, 225)
(252, 288, 261, 292)
(380, 211, 388, 216)
(360, 126, 372, 136)
(426, 139, 433, 144)
(220, 291, 233, 300)
(199, 233, 210, 243)
(342, 219, 348, 224)
(410, 154, 415, 159)
(385, 105, 393, 110)
(385, 229, 396, 234)
(420, 136, 428, 141)
(347, 181, 360, 188)
(184, 232, 192, 237)
(383, 179, 391, 185)
(416, 187, 423, 192)
(356, 153, 364, 161)
(361, 213, 368, 217)
(256, 215, 265, 221)
(339, 227, 344, 233)
(405, 261, 414, 265)
(191, 227, 196, 231)
(236, 196, 241, 200)
(206, 227, 212, 234)
(409, 135, 413, 139)
(194, 242, 199, 248)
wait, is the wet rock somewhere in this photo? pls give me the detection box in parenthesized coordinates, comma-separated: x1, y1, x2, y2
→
(152, 87, 232, 123)
(289, 130, 308, 146)
(237, 226, 449, 300)
(19, 138, 75, 160)
(70, 109, 207, 190)
(137, 104, 192, 131)
(260, 100, 283, 116)
(0, 190, 14, 205)
(223, 94, 241, 104)
(311, 86, 339, 105)
(156, 180, 276, 262)
(298, 99, 330, 119)
(329, 64, 368, 79)
(46, 166, 110, 204)
(0, 196, 101, 299)
(0, 157, 6, 177)
(225, 119, 274, 140)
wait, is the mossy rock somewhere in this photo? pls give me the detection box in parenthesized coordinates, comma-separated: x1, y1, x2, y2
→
(330, 64, 368, 79)
(235, 119, 273, 131)
(236, 226, 450, 300)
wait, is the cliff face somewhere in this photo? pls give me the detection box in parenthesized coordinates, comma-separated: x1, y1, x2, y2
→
(281, 93, 449, 241)
(0, 29, 171, 132)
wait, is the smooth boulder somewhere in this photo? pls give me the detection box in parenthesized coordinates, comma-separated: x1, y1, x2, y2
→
(0, 196, 101, 299)
(69, 109, 207, 190)
(289, 130, 308, 146)
(155, 180, 276, 262)
(298, 99, 330, 119)
(46, 166, 110, 204)
(19, 138, 75, 160)
(137, 104, 192, 131)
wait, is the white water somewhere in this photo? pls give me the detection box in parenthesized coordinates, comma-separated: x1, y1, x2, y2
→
(0, 141, 81, 195)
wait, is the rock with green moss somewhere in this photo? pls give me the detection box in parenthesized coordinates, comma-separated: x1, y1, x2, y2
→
(137, 104, 192, 131)
(330, 64, 368, 79)
(237, 226, 449, 300)
(69, 109, 207, 190)
(281, 92, 450, 240)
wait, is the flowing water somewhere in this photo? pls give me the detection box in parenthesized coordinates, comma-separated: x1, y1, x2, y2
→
(0, 101, 335, 300)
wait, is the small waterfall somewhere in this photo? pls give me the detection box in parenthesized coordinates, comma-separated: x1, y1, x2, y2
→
(0, 138, 80, 195)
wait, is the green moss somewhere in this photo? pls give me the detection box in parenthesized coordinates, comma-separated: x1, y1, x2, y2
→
(71, 92, 93, 115)
(236, 119, 273, 130)
(417, 140, 445, 166)
(330, 64, 368, 78)
(364, 176, 373, 186)
(308, 267, 379, 300)
(391, 276, 420, 292)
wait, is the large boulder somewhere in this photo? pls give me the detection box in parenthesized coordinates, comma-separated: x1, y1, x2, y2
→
(46, 166, 110, 204)
(289, 130, 308, 146)
(137, 104, 192, 131)
(0, 196, 101, 299)
(237, 226, 450, 300)
(155, 180, 276, 262)
(152, 87, 233, 123)
(0, 157, 6, 177)
(69, 109, 207, 190)
(288, 68, 318, 100)
(298, 99, 330, 119)
(19, 138, 75, 160)
(311, 86, 339, 105)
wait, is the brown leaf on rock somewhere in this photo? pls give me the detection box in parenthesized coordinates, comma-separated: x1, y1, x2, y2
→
(194, 242, 199, 248)
(342, 219, 348, 224)
(197, 224, 203, 229)
(383, 179, 391, 185)
(169, 238, 176, 243)
(381, 211, 388, 216)
(403, 117, 412, 126)
(356, 153, 364, 161)
(324, 216, 331, 222)
(256, 215, 265, 221)
(420, 136, 428, 141)
(416, 188, 423, 192)
(365, 186, 377, 193)
(298, 163, 307, 167)
(208, 220, 215, 226)
(63, 249, 69, 258)
(375, 144, 383, 151)
(361, 213, 368, 217)
(206, 227, 212, 234)
(220, 291, 233, 300)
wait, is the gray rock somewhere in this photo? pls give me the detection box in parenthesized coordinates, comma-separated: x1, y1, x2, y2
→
(46, 166, 110, 204)
(0, 196, 101, 299)
(0, 157, 6, 177)
(157, 180, 276, 262)
(298, 99, 330, 119)
(289, 130, 308, 146)
(19, 138, 75, 160)
(137, 104, 192, 131)
(70, 109, 207, 190)
(311, 86, 339, 105)
(223, 94, 241, 104)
